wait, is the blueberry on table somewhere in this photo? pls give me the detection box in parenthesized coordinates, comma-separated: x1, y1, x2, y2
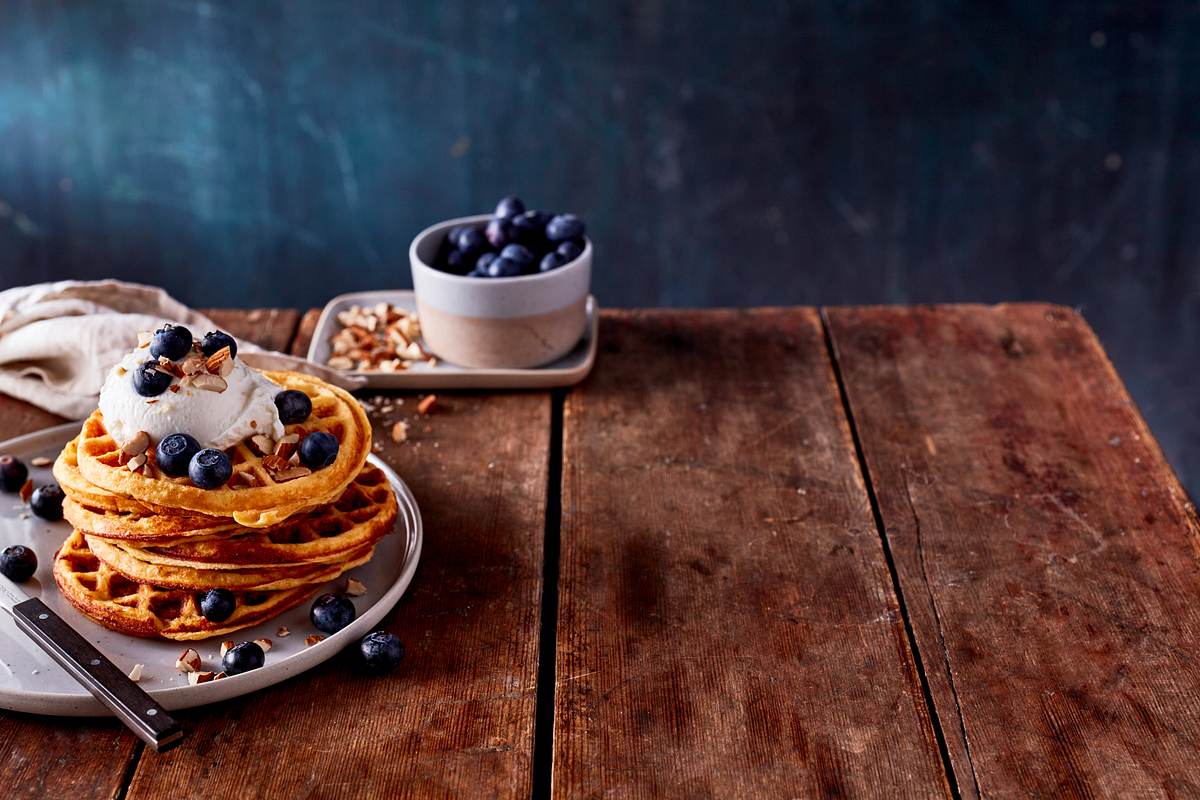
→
(494, 195, 525, 220)
(0, 545, 37, 583)
(150, 324, 193, 361)
(546, 213, 585, 242)
(222, 641, 265, 675)
(500, 243, 535, 267)
(201, 330, 238, 359)
(0, 455, 27, 492)
(359, 630, 405, 675)
(200, 588, 236, 622)
(274, 389, 312, 425)
(189, 449, 232, 489)
(540, 252, 565, 272)
(300, 431, 340, 469)
(156, 433, 201, 478)
(485, 218, 512, 249)
(310, 592, 356, 634)
(487, 257, 523, 278)
(557, 239, 583, 263)
(456, 227, 487, 257)
(30, 485, 64, 521)
(132, 359, 173, 397)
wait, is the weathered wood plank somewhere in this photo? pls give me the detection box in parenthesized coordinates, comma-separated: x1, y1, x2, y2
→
(555, 308, 950, 798)
(125, 310, 548, 799)
(0, 308, 300, 800)
(826, 303, 1200, 798)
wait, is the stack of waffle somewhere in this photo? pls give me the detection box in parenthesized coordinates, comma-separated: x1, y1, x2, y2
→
(50, 371, 396, 641)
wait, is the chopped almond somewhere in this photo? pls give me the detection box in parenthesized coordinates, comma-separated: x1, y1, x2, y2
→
(417, 395, 437, 415)
(30, 456, 51, 467)
(390, 421, 409, 443)
(19, 479, 32, 502)
(305, 634, 324, 647)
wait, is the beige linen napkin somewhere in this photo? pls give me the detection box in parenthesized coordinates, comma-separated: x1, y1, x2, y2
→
(0, 280, 362, 419)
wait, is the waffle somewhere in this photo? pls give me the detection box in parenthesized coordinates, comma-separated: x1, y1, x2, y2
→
(54, 435, 169, 517)
(53, 531, 360, 641)
(74, 371, 371, 528)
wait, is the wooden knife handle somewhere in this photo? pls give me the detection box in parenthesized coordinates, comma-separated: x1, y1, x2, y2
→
(12, 597, 183, 752)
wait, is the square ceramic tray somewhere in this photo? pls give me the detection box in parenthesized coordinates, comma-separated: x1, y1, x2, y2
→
(306, 290, 598, 390)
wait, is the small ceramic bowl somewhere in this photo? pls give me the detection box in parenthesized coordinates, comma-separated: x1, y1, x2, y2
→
(409, 213, 592, 369)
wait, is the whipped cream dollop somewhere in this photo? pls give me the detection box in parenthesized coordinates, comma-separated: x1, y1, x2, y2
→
(98, 340, 285, 450)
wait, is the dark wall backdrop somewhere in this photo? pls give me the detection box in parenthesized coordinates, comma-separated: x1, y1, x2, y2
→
(0, 1, 1197, 497)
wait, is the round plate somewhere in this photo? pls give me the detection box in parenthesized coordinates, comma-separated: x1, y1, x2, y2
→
(0, 422, 422, 716)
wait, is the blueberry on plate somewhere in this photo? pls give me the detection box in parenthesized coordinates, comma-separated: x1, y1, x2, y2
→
(0, 545, 37, 582)
(132, 358, 173, 397)
(494, 195, 525, 220)
(189, 449, 232, 489)
(500, 243, 535, 267)
(557, 239, 583, 263)
(156, 433, 201, 478)
(200, 330, 238, 359)
(299, 431, 339, 469)
(222, 641, 265, 675)
(546, 213, 585, 242)
(274, 389, 312, 425)
(359, 630, 405, 675)
(540, 252, 565, 272)
(30, 484, 64, 521)
(150, 324, 193, 361)
(485, 217, 512, 249)
(476, 252, 497, 273)
(200, 588, 236, 622)
(310, 592, 356, 634)
(487, 257, 523, 278)
(456, 227, 487, 257)
(0, 455, 28, 492)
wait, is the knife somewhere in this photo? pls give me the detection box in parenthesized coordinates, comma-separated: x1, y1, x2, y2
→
(0, 576, 183, 752)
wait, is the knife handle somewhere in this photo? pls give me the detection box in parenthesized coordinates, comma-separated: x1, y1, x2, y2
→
(12, 597, 184, 752)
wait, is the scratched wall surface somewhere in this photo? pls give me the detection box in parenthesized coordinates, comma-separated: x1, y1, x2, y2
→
(0, 1, 1197, 496)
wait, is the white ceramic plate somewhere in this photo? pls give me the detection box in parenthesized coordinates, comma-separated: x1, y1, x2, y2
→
(307, 290, 599, 389)
(0, 422, 422, 716)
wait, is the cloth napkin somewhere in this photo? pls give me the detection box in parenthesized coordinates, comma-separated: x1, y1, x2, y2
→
(0, 280, 362, 419)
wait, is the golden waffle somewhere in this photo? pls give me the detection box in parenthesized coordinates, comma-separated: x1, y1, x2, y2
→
(106, 464, 398, 568)
(74, 371, 371, 528)
(53, 531, 350, 641)
(54, 435, 169, 517)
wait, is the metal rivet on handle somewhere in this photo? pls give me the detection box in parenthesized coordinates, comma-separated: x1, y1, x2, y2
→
(38, 613, 48, 620)
(89, 658, 101, 666)
(146, 709, 158, 716)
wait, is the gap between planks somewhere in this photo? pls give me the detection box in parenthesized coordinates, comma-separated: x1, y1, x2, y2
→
(818, 308, 968, 800)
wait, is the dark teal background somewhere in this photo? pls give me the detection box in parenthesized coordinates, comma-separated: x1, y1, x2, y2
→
(0, 1, 1197, 497)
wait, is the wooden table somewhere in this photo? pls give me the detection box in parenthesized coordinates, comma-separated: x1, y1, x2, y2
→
(2, 304, 1198, 799)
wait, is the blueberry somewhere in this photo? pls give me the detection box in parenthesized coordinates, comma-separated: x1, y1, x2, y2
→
(487, 257, 523, 278)
(466, 268, 488, 278)
(0, 455, 28, 492)
(189, 449, 232, 489)
(500, 243, 534, 267)
(510, 213, 545, 248)
(200, 330, 238, 359)
(299, 431, 339, 469)
(274, 389, 312, 425)
(359, 630, 405, 675)
(456, 227, 487, 257)
(156, 433, 201, 478)
(540, 252, 565, 272)
(546, 214, 585, 242)
(445, 225, 468, 249)
(150, 324, 193, 361)
(131, 358, 173, 397)
(444, 248, 470, 275)
(200, 588, 236, 622)
(485, 218, 512, 249)
(557, 240, 583, 263)
(0, 545, 37, 582)
(310, 592, 356, 634)
(476, 252, 497, 273)
(222, 641, 265, 675)
(30, 484, 64, 521)
(494, 195, 525, 220)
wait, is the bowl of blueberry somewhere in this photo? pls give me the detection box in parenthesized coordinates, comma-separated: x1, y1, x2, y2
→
(409, 195, 592, 369)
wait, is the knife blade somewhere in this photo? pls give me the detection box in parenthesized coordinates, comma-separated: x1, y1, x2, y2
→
(0, 576, 183, 751)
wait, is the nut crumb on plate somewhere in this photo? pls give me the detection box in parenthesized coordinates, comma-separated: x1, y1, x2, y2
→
(326, 303, 435, 372)
(305, 634, 324, 647)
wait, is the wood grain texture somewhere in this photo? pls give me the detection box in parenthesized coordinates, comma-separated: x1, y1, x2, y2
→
(0, 308, 300, 800)
(554, 308, 950, 798)
(124, 309, 549, 799)
(826, 303, 1200, 798)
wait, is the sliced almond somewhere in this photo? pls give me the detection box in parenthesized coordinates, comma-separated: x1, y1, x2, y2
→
(180, 355, 206, 375)
(345, 578, 367, 597)
(126, 453, 148, 473)
(249, 435, 276, 456)
(175, 648, 201, 673)
(191, 373, 227, 393)
(273, 466, 312, 482)
(121, 430, 150, 457)
(253, 638, 273, 653)
(204, 345, 232, 374)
